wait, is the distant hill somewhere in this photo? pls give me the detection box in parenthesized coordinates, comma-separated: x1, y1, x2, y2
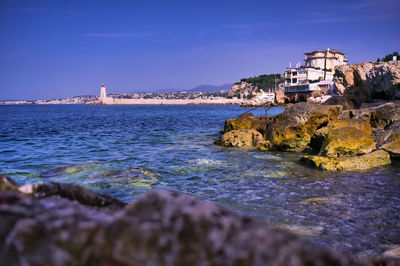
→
(188, 83, 233, 92)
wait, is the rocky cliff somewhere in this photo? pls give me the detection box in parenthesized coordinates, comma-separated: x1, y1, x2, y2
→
(228, 81, 257, 99)
(333, 61, 400, 107)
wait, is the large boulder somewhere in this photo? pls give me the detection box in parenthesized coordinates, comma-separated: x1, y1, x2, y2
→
(320, 119, 376, 157)
(323, 95, 355, 110)
(221, 129, 266, 148)
(0, 176, 369, 266)
(382, 132, 400, 159)
(301, 150, 391, 171)
(373, 120, 400, 147)
(224, 113, 272, 134)
(264, 103, 342, 151)
(334, 61, 400, 107)
(369, 102, 399, 128)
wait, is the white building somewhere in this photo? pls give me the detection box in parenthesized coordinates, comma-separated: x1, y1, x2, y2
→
(304, 48, 347, 70)
(99, 84, 113, 104)
(284, 48, 347, 93)
(252, 89, 275, 102)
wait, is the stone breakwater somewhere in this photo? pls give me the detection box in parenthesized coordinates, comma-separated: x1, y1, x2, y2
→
(2, 174, 399, 265)
(92, 98, 246, 105)
(218, 101, 400, 171)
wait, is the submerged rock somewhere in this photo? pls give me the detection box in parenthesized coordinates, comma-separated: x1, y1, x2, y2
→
(22, 182, 126, 208)
(301, 150, 391, 171)
(264, 103, 342, 151)
(299, 194, 345, 206)
(320, 119, 376, 157)
(0, 176, 369, 266)
(221, 129, 265, 148)
(382, 246, 400, 259)
(276, 224, 324, 238)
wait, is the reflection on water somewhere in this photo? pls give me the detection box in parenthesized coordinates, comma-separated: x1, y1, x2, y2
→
(0, 104, 399, 256)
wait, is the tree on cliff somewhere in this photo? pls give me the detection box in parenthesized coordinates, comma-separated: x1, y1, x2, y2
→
(381, 52, 399, 62)
(239, 74, 282, 92)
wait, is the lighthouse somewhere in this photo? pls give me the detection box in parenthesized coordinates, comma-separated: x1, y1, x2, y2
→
(100, 84, 107, 102)
(99, 84, 112, 104)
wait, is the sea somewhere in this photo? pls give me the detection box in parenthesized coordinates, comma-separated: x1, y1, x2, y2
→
(1, 104, 399, 256)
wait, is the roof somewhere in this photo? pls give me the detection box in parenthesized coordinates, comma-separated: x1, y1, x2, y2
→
(304, 56, 345, 60)
(304, 49, 345, 55)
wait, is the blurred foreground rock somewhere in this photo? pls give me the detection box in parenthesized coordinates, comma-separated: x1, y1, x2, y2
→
(3, 174, 392, 266)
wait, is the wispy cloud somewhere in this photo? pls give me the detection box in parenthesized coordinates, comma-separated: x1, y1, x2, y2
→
(83, 33, 140, 38)
(345, 1, 375, 9)
(9, 8, 43, 12)
(297, 13, 399, 24)
(297, 16, 358, 24)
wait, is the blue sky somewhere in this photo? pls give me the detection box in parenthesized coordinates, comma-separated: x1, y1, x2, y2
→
(0, 0, 399, 100)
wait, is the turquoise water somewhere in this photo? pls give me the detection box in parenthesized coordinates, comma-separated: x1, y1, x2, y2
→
(1, 104, 399, 256)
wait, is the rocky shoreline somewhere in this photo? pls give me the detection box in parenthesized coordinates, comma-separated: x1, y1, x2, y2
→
(1, 174, 399, 265)
(218, 101, 399, 171)
(218, 61, 400, 171)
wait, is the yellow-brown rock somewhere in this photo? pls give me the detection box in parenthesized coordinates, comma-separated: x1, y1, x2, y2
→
(320, 119, 376, 157)
(382, 132, 400, 159)
(255, 139, 272, 151)
(265, 103, 342, 151)
(221, 129, 265, 148)
(301, 150, 391, 171)
(224, 113, 272, 134)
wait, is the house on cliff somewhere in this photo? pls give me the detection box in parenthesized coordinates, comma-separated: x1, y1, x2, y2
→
(283, 48, 347, 102)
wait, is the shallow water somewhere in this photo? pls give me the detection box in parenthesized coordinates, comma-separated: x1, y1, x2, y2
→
(1, 104, 399, 256)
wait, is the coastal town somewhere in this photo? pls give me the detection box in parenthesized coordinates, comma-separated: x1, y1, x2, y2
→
(2, 0, 400, 263)
(3, 49, 398, 107)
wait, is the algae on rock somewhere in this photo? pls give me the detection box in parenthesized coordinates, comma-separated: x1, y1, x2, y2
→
(301, 150, 391, 171)
(320, 119, 376, 157)
(264, 103, 342, 152)
(221, 129, 265, 148)
(224, 113, 272, 134)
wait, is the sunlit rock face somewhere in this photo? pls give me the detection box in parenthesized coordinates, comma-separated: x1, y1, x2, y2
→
(333, 61, 400, 107)
(221, 129, 266, 148)
(224, 113, 273, 135)
(320, 119, 376, 157)
(264, 103, 342, 152)
(0, 175, 370, 266)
